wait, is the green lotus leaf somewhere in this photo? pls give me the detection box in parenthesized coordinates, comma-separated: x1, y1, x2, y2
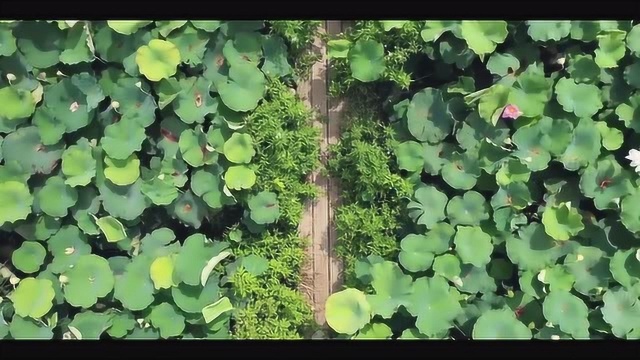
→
(12, 241, 46, 274)
(155, 20, 187, 37)
(474, 84, 510, 125)
(191, 20, 222, 32)
(570, 21, 618, 42)
(174, 77, 218, 125)
(171, 281, 221, 314)
(124, 326, 160, 340)
(560, 118, 601, 172)
(70, 187, 101, 235)
(236, 255, 269, 276)
(222, 32, 262, 67)
(141, 176, 179, 206)
(595, 122, 623, 151)
(615, 94, 640, 131)
(627, 25, 640, 56)
(135, 39, 181, 82)
(48, 225, 91, 274)
(422, 142, 454, 175)
(595, 30, 627, 68)
(0, 86, 35, 120)
(624, 62, 640, 90)
(107, 20, 151, 35)
(261, 34, 293, 77)
(202, 32, 228, 87)
(223, 133, 255, 164)
(456, 112, 509, 152)
(179, 127, 216, 167)
(399, 234, 436, 273)
(62, 254, 115, 308)
(454, 226, 493, 267)
(95, 216, 127, 243)
(61, 139, 96, 187)
(541, 202, 585, 241)
(459, 20, 508, 56)
(0, 26, 16, 56)
(580, 155, 633, 210)
(421, 21, 459, 42)
(366, 261, 413, 318)
(526, 21, 571, 41)
(140, 228, 177, 256)
(567, 54, 600, 84)
(511, 125, 547, 172)
(104, 154, 140, 186)
(60, 22, 94, 64)
(325, 288, 371, 335)
(10, 278, 55, 319)
(38, 79, 94, 142)
(490, 182, 532, 210)
(107, 311, 136, 338)
(93, 26, 141, 65)
(477, 140, 510, 173)
(70, 73, 104, 110)
(0, 180, 33, 225)
(191, 165, 235, 209)
(621, 189, 640, 233)
(327, 39, 351, 59)
(487, 52, 520, 77)
(601, 287, 640, 338)
(150, 255, 176, 290)
(225, 165, 256, 190)
(216, 62, 265, 112)
(66, 311, 112, 340)
(101, 120, 147, 160)
(434, 254, 462, 285)
(14, 21, 63, 68)
(458, 263, 498, 294)
(542, 291, 590, 339)
(406, 88, 454, 143)
(175, 234, 220, 286)
(446, 191, 490, 226)
(406, 276, 462, 337)
(506, 223, 574, 272)
(348, 39, 385, 82)
(472, 308, 532, 339)
(109, 81, 157, 128)
(114, 254, 155, 311)
(396, 141, 424, 172)
(441, 151, 480, 190)
(555, 77, 603, 118)
(538, 265, 576, 293)
(14, 214, 61, 241)
(247, 191, 280, 225)
(9, 315, 53, 340)
(609, 248, 640, 292)
(99, 180, 149, 221)
(37, 176, 78, 218)
(438, 35, 475, 69)
(149, 302, 185, 339)
(167, 24, 209, 66)
(407, 185, 448, 229)
(565, 246, 611, 296)
(507, 65, 552, 118)
(168, 190, 207, 228)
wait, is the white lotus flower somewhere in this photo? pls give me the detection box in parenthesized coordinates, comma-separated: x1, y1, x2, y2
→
(626, 149, 640, 173)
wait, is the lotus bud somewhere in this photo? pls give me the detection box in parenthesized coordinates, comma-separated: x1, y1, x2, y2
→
(6, 73, 16, 82)
(38, 72, 47, 81)
(111, 100, 120, 109)
(9, 275, 20, 285)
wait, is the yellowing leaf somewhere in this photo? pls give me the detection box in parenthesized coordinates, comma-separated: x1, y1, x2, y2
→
(201, 297, 233, 323)
(94, 216, 127, 242)
(150, 256, 175, 290)
(200, 251, 231, 286)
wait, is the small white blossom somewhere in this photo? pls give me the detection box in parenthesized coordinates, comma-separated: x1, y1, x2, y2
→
(626, 149, 640, 173)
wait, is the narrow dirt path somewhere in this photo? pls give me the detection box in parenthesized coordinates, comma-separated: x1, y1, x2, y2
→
(298, 21, 346, 328)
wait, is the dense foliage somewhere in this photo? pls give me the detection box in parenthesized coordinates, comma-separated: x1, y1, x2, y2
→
(0, 20, 321, 339)
(325, 20, 640, 340)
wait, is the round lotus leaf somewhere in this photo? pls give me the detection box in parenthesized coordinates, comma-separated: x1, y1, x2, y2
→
(62, 254, 115, 308)
(149, 302, 185, 339)
(490, 182, 532, 211)
(222, 32, 262, 67)
(70, 187, 101, 235)
(622, 190, 640, 233)
(626, 25, 640, 56)
(101, 120, 147, 160)
(459, 20, 508, 56)
(399, 234, 435, 273)
(395, 141, 424, 172)
(526, 20, 571, 41)
(149, 255, 176, 290)
(61, 138, 96, 187)
(104, 154, 140, 186)
(107, 20, 151, 35)
(406, 88, 454, 143)
(223, 133, 255, 164)
(407, 185, 448, 229)
(567, 54, 600, 84)
(579, 155, 633, 210)
(10, 277, 55, 319)
(14, 21, 63, 68)
(601, 287, 640, 338)
(454, 226, 494, 267)
(174, 234, 219, 286)
(141, 176, 179, 206)
(12, 241, 46, 274)
(432, 254, 461, 283)
(0, 180, 33, 225)
(456, 263, 498, 294)
(555, 77, 603, 118)
(9, 315, 53, 340)
(140, 228, 176, 256)
(507, 65, 552, 119)
(506, 224, 574, 272)
(366, 261, 413, 318)
(325, 288, 371, 335)
(114, 254, 155, 311)
(406, 276, 462, 337)
(15, 214, 61, 241)
(107, 311, 136, 338)
(487, 52, 520, 77)
(262, 34, 293, 77)
(615, 94, 640, 132)
(438, 35, 475, 70)
(173, 77, 218, 124)
(446, 191, 490, 226)
(565, 246, 611, 296)
(191, 20, 221, 32)
(225, 165, 256, 190)
(40, 79, 93, 138)
(48, 225, 91, 274)
(36, 176, 78, 218)
(560, 118, 601, 172)
(348, 39, 385, 82)
(190, 165, 235, 209)
(216, 62, 266, 112)
(595, 122, 623, 151)
(441, 151, 480, 190)
(68, 311, 113, 340)
(0, 25, 16, 56)
(542, 291, 590, 339)
(59, 23, 95, 65)
(171, 281, 221, 314)
(99, 180, 149, 221)
(456, 112, 509, 153)
(0, 86, 35, 120)
(610, 248, 640, 291)
(472, 308, 532, 339)
(511, 123, 552, 172)
(248, 191, 280, 225)
(168, 190, 207, 229)
(179, 127, 216, 168)
(2, 126, 64, 176)
(595, 30, 627, 68)
(166, 24, 209, 66)
(541, 203, 585, 241)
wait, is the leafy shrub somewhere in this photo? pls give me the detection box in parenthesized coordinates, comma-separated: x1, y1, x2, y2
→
(325, 20, 640, 340)
(0, 20, 320, 340)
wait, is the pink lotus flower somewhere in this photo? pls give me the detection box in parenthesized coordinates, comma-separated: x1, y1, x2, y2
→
(502, 104, 523, 120)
